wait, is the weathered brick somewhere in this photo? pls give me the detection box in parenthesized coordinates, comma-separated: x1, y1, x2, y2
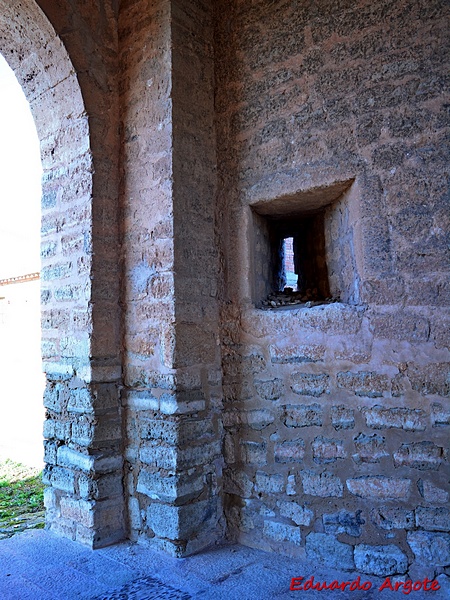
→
(140, 418, 178, 444)
(42, 190, 57, 209)
(223, 352, 266, 378)
(336, 371, 389, 398)
(353, 432, 388, 464)
(54, 285, 81, 301)
(415, 507, 450, 532)
(347, 476, 411, 500)
(301, 470, 343, 497)
(71, 421, 94, 446)
(305, 533, 354, 570)
(362, 405, 427, 431)
(312, 436, 346, 463)
(43, 382, 69, 413)
(57, 446, 94, 472)
(43, 418, 71, 442)
(41, 262, 72, 281)
(178, 442, 221, 469)
(60, 497, 94, 529)
(393, 441, 445, 471)
(291, 373, 330, 397)
(283, 403, 323, 428)
(43, 440, 58, 465)
(354, 544, 408, 576)
(330, 405, 355, 430)
(371, 507, 414, 531)
(179, 419, 215, 445)
(67, 387, 95, 414)
(18, 0, 450, 558)
(79, 473, 122, 501)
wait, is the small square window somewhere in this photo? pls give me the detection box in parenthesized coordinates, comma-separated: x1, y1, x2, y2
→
(250, 180, 356, 308)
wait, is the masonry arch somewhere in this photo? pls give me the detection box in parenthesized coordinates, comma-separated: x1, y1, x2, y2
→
(0, 1, 93, 369)
(0, 0, 125, 547)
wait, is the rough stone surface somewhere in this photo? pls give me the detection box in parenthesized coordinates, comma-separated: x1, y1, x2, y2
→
(263, 520, 301, 546)
(323, 510, 365, 537)
(353, 433, 388, 464)
(305, 533, 355, 571)
(354, 544, 408, 576)
(407, 531, 450, 567)
(393, 441, 445, 471)
(417, 479, 449, 503)
(415, 506, 450, 532)
(371, 508, 414, 531)
(362, 406, 427, 431)
(278, 501, 314, 526)
(2, 0, 449, 569)
(283, 404, 323, 428)
(301, 470, 343, 498)
(347, 477, 411, 500)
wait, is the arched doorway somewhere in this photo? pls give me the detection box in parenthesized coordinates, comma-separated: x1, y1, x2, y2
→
(0, 53, 44, 467)
(0, 0, 125, 548)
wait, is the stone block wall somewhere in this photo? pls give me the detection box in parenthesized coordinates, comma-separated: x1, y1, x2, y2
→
(215, 0, 450, 577)
(2, 0, 448, 575)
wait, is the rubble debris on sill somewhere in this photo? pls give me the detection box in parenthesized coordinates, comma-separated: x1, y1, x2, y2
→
(260, 287, 340, 310)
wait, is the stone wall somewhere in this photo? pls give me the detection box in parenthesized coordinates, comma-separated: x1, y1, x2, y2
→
(215, 0, 450, 577)
(2, 0, 448, 575)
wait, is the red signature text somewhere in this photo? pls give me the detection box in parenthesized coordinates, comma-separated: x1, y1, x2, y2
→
(290, 575, 441, 594)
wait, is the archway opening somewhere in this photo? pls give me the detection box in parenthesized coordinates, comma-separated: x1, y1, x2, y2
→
(0, 52, 44, 468)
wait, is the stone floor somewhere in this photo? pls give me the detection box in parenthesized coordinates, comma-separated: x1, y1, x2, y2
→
(0, 530, 449, 599)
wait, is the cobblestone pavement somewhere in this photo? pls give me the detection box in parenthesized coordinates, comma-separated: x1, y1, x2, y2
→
(91, 575, 192, 600)
(0, 530, 449, 600)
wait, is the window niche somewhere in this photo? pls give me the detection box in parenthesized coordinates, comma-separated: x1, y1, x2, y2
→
(250, 180, 357, 309)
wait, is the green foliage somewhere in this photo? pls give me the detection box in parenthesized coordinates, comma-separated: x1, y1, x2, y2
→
(0, 459, 44, 535)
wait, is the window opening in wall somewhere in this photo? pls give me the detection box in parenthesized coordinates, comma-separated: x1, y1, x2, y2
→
(282, 237, 297, 290)
(251, 180, 356, 309)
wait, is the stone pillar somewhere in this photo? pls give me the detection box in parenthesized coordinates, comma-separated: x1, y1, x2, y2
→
(120, 0, 223, 556)
(170, 0, 224, 555)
